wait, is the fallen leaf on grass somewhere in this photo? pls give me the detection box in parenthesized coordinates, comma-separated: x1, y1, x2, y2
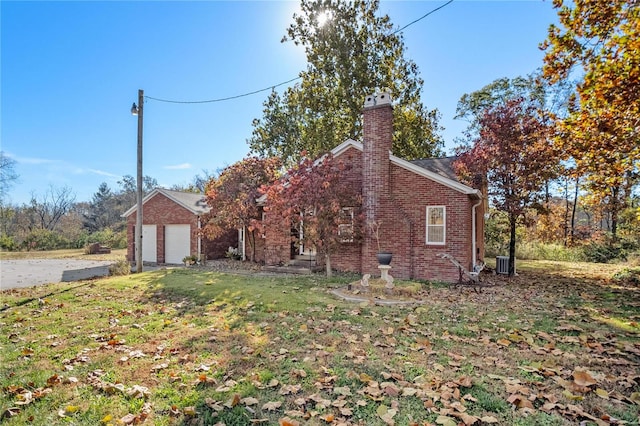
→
(58, 405, 80, 418)
(405, 314, 418, 326)
(401, 387, 418, 396)
(119, 414, 136, 424)
(562, 390, 584, 401)
(279, 417, 300, 426)
(359, 373, 373, 383)
(320, 413, 335, 422)
(451, 411, 479, 425)
(496, 339, 511, 347)
(1, 408, 20, 420)
(435, 415, 457, 426)
(291, 368, 307, 378)
(339, 406, 353, 416)
(566, 404, 603, 424)
(455, 376, 473, 388)
(204, 398, 224, 412)
(507, 394, 535, 409)
(331, 399, 348, 408)
(334, 385, 352, 396)
(267, 378, 280, 388)
(224, 394, 241, 408)
(377, 405, 397, 425)
(263, 401, 282, 411)
(151, 363, 169, 372)
(572, 369, 597, 387)
(103, 383, 126, 394)
(183, 406, 197, 416)
(242, 397, 259, 406)
(126, 385, 150, 399)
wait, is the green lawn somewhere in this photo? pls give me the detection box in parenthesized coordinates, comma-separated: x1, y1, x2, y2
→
(1, 260, 638, 425)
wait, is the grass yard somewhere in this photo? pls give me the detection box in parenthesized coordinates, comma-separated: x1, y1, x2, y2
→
(0, 259, 638, 425)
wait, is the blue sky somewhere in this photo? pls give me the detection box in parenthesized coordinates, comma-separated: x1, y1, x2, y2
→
(1, 1, 558, 205)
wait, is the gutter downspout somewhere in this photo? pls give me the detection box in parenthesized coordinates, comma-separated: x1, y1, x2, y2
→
(471, 196, 483, 268)
(197, 216, 202, 264)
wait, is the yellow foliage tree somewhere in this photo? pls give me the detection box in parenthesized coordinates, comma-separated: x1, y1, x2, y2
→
(542, 0, 639, 238)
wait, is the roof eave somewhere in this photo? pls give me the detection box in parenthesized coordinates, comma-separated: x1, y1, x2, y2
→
(121, 188, 210, 217)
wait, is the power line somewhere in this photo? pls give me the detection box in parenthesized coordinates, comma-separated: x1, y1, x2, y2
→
(393, 0, 454, 35)
(145, 76, 300, 104)
(146, 0, 453, 105)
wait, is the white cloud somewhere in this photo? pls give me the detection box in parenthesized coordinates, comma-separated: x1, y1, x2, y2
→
(164, 163, 192, 170)
(8, 153, 56, 165)
(87, 168, 121, 178)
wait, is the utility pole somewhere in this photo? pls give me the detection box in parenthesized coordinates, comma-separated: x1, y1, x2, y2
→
(131, 89, 144, 273)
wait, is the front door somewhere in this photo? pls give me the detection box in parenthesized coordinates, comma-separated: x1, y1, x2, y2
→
(296, 221, 316, 257)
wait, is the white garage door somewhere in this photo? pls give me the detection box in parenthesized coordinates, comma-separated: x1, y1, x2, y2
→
(142, 225, 157, 263)
(165, 224, 191, 264)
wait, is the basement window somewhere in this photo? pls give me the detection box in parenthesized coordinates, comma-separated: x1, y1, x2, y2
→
(426, 206, 446, 245)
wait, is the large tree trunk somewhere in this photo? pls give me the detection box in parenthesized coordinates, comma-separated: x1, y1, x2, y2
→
(610, 185, 619, 240)
(564, 178, 570, 246)
(325, 253, 333, 277)
(509, 213, 517, 277)
(570, 176, 579, 245)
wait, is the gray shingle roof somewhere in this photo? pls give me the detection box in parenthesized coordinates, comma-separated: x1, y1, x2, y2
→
(409, 156, 459, 181)
(160, 189, 210, 214)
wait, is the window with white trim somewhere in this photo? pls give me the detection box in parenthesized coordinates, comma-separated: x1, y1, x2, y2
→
(426, 206, 446, 245)
(338, 207, 355, 243)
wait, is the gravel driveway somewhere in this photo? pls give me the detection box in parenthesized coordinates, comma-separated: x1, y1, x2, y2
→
(0, 259, 114, 290)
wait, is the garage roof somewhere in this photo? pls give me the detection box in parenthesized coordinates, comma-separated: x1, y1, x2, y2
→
(121, 188, 210, 217)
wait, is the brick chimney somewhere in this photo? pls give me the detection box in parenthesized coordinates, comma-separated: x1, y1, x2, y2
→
(362, 91, 393, 271)
(362, 91, 393, 225)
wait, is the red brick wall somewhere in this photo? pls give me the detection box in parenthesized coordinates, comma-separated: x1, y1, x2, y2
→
(263, 217, 290, 266)
(126, 193, 201, 264)
(330, 147, 364, 274)
(203, 228, 237, 260)
(253, 231, 266, 264)
(386, 164, 476, 282)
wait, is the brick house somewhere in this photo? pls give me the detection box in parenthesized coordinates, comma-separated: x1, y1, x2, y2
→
(257, 92, 485, 282)
(123, 188, 212, 264)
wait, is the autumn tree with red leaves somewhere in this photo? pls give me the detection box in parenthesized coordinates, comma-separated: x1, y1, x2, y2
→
(261, 153, 362, 277)
(202, 156, 281, 262)
(455, 98, 556, 276)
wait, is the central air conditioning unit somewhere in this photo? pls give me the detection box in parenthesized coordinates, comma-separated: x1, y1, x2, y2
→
(496, 256, 514, 275)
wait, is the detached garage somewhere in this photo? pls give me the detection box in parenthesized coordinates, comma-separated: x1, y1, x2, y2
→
(123, 188, 210, 265)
